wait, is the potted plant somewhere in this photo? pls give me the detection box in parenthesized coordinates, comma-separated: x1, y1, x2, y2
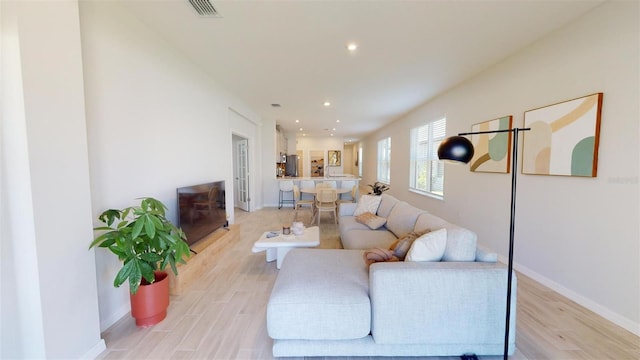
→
(368, 182, 390, 196)
(90, 197, 190, 327)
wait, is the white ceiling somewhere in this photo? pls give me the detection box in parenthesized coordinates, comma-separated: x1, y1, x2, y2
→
(119, 0, 603, 141)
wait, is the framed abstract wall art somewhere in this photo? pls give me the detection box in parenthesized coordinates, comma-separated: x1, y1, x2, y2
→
(522, 93, 603, 177)
(328, 150, 341, 166)
(469, 115, 513, 173)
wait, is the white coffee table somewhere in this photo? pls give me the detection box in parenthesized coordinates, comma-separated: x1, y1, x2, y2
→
(252, 226, 320, 269)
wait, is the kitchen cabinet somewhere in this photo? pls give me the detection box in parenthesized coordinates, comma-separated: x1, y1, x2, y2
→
(276, 126, 288, 157)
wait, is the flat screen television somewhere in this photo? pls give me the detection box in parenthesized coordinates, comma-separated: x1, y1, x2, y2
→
(177, 181, 226, 247)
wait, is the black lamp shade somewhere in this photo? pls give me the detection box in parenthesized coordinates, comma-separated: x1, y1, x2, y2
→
(437, 136, 474, 164)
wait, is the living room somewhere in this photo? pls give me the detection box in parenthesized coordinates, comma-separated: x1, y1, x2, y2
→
(1, 0, 638, 359)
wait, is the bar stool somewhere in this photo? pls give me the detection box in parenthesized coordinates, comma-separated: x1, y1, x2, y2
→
(278, 180, 295, 209)
(322, 180, 337, 188)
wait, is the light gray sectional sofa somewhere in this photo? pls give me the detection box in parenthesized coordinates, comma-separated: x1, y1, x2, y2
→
(266, 194, 516, 357)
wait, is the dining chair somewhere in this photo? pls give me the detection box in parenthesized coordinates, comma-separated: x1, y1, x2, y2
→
(293, 185, 315, 223)
(300, 180, 316, 200)
(315, 188, 338, 225)
(278, 180, 295, 209)
(339, 180, 356, 201)
(338, 185, 358, 204)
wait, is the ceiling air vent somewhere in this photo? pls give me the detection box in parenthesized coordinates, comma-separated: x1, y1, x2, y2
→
(188, 0, 220, 17)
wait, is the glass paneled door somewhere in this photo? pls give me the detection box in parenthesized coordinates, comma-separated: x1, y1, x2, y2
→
(236, 138, 250, 211)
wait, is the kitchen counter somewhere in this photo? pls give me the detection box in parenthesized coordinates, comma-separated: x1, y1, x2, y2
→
(275, 176, 360, 181)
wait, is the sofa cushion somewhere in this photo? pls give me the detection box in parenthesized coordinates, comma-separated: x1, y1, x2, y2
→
(441, 226, 477, 261)
(376, 194, 399, 218)
(354, 195, 383, 216)
(386, 202, 424, 238)
(341, 229, 398, 250)
(267, 249, 371, 340)
(406, 228, 447, 262)
(414, 212, 450, 234)
(355, 212, 387, 230)
(338, 202, 358, 217)
(339, 216, 370, 237)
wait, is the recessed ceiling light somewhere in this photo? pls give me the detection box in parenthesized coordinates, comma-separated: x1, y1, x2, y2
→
(302, 133, 306, 137)
(332, 128, 336, 131)
(299, 128, 303, 131)
(347, 43, 358, 52)
(336, 119, 340, 123)
(330, 133, 334, 137)
(295, 119, 299, 123)
(323, 101, 331, 107)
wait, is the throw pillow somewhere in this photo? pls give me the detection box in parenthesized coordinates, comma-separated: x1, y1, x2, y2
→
(405, 228, 447, 262)
(390, 229, 430, 260)
(355, 212, 387, 230)
(353, 195, 383, 216)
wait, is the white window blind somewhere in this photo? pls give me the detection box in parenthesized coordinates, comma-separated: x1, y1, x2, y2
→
(410, 118, 446, 197)
(377, 137, 391, 183)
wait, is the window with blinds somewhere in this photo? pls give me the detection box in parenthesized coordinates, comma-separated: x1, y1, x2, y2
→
(410, 118, 446, 198)
(377, 137, 391, 184)
(358, 146, 363, 177)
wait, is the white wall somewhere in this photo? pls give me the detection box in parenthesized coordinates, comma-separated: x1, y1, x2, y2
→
(260, 118, 278, 209)
(1, 1, 104, 358)
(361, 1, 639, 334)
(79, 1, 262, 331)
(1, 2, 47, 357)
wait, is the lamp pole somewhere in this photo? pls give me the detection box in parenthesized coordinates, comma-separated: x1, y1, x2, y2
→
(456, 127, 529, 359)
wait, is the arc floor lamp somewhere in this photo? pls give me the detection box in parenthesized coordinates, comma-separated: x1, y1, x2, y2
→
(437, 127, 530, 360)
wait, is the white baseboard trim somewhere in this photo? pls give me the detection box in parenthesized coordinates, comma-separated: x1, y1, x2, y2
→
(100, 304, 130, 332)
(81, 339, 106, 359)
(499, 255, 640, 337)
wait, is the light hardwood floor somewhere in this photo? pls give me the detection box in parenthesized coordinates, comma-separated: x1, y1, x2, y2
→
(97, 207, 639, 360)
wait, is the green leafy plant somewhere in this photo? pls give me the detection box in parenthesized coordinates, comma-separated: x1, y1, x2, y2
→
(90, 197, 190, 294)
(368, 182, 390, 196)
